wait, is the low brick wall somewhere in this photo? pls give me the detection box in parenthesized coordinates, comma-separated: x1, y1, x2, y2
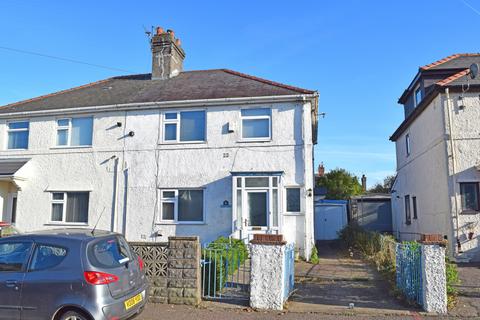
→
(130, 236, 201, 306)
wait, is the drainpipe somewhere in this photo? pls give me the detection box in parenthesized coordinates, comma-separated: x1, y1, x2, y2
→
(445, 88, 461, 255)
(111, 155, 120, 233)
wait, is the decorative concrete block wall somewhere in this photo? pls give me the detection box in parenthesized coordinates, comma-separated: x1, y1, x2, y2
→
(249, 234, 287, 311)
(421, 244, 447, 314)
(130, 236, 201, 306)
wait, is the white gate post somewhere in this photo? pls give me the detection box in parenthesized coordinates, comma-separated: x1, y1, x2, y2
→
(421, 242, 447, 314)
(249, 234, 287, 310)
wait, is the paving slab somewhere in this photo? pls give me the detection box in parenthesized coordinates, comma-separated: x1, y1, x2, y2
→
(449, 262, 480, 318)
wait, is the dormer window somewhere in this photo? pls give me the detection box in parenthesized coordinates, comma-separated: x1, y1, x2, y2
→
(414, 86, 422, 107)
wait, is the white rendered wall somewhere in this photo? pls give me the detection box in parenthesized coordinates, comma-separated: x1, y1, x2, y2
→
(392, 95, 452, 243)
(0, 101, 313, 255)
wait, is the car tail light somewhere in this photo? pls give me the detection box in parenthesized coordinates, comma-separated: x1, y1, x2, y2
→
(84, 271, 119, 285)
(137, 255, 144, 271)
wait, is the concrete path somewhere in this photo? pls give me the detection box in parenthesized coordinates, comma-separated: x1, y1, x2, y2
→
(288, 241, 416, 316)
(449, 262, 480, 317)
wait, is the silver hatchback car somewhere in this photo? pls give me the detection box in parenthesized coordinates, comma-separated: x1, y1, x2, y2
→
(0, 229, 148, 320)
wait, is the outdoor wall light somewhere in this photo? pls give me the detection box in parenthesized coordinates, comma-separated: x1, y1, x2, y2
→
(306, 188, 312, 197)
(223, 200, 230, 206)
(128, 131, 135, 137)
(116, 122, 122, 127)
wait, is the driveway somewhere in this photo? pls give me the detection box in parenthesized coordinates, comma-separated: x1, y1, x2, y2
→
(449, 262, 480, 317)
(288, 241, 415, 316)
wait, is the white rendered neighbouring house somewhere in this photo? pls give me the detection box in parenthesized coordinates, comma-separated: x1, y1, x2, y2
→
(391, 53, 480, 261)
(0, 28, 319, 258)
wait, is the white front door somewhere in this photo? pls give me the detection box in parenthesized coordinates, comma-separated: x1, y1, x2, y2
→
(245, 190, 269, 230)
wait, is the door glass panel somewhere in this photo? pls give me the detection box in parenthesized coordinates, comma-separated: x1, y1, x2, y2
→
(272, 189, 278, 227)
(245, 177, 269, 188)
(236, 190, 242, 229)
(247, 192, 267, 227)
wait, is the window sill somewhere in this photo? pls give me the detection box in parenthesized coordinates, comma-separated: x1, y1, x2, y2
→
(460, 210, 480, 215)
(159, 141, 207, 145)
(44, 222, 89, 227)
(50, 145, 92, 150)
(237, 139, 272, 143)
(283, 212, 304, 216)
(155, 221, 205, 225)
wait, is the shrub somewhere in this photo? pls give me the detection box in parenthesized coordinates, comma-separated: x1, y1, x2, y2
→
(446, 259, 459, 308)
(310, 246, 319, 264)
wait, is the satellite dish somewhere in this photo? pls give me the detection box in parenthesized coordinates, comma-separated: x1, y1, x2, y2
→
(470, 63, 479, 79)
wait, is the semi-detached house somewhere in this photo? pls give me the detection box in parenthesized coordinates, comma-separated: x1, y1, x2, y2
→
(0, 27, 319, 258)
(391, 53, 480, 261)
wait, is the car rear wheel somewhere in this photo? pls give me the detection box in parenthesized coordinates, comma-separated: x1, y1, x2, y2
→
(59, 311, 89, 320)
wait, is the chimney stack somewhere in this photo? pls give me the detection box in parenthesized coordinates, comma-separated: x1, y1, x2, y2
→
(361, 174, 367, 192)
(318, 163, 325, 177)
(151, 26, 186, 80)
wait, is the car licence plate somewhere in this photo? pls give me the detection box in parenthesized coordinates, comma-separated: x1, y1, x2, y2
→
(124, 292, 143, 310)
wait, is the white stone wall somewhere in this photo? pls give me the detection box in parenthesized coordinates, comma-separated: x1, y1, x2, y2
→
(249, 243, 286, 310)
(421, 244, 447, 314)
(0, 101, 314, 255)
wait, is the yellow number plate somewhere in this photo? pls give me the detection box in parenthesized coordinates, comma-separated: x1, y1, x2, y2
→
(124, 293, 143, 310)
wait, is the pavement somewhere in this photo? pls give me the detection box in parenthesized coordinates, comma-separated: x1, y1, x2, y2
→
(449, 262, 480, 317)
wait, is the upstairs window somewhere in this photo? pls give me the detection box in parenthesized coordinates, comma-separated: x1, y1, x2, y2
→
(405, 195, 411, 225)
(414, 86, 422, 107)
(241, 108, 271, 140)
(163, 110, 205, 143)
(460, 182, 480, 212)
(412, 196, 418, 219)
(51, 192, 89, 223)
(56, 117, 93, 146)
(7, 121, 29, 149)
(405, 134, 411, 156)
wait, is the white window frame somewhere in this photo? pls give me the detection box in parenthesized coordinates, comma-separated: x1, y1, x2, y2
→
(6, 120, 29, 150)
(161, 109, 206, 144)
(284, 186, 303, 215)
(239, 108, 272, 142)
(49, 192, 89, 225)
(158, 189, 205, 224)
(405, 133, 411, 156)
(54, 117, 93, 148)
(414, 85, 422, 107)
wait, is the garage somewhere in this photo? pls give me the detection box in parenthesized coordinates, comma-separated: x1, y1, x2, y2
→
(314, 200, 348, 241)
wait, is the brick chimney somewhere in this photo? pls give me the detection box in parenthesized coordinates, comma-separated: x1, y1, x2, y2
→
(151, 27, 186, 80)
(317, 163, 325, 177)
(361, 174, 367, 192)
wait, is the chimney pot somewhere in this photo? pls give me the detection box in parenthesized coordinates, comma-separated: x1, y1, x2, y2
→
(175, 38, 181, 46)
(361, 174, 367, 192)
(156, 27, 164, 35)
(317, 163, 325, 177)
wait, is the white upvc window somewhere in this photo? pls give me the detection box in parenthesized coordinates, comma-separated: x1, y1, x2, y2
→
(7, 121, 29, 150)
(405, 133, 411, 156)
(159, 189, 204, 223)
(414, 85, 422, 107)
(56, 117, 93, 147)
(162, 110, 206, 143)
(285, 186, 302, 214)
(240, 108, 272, 141)
(50, 191, 89, 224)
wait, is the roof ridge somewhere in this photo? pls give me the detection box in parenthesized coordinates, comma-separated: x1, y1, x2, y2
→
(436, 68, 470, 86)
(420, 53, 480, 70)
(1, 77, 113, 109)
(221, 69, 315, 94)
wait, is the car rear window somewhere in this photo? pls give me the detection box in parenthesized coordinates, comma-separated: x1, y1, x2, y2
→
(87, 236, 132, 268)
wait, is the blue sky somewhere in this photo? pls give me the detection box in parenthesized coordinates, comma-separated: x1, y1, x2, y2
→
(1, 1, 480, 187)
